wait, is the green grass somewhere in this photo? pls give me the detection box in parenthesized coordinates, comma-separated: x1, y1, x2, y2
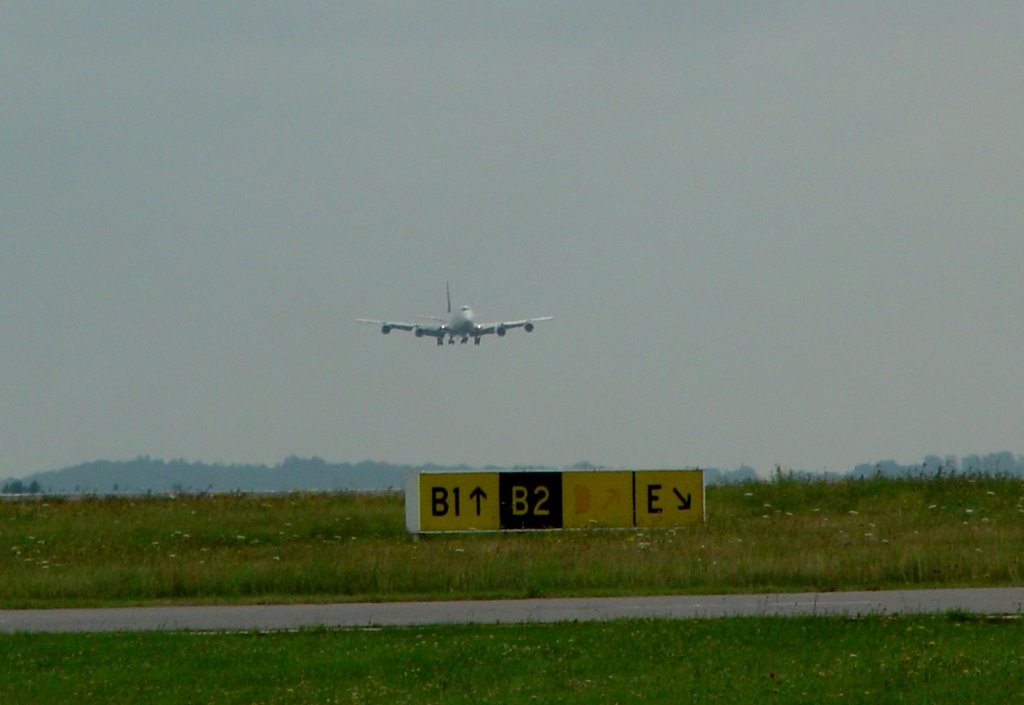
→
(1, 614, 1022, 704)
(1, 475, 1022, 607)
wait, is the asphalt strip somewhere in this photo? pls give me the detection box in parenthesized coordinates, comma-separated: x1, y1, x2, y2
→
(1, 587, 1022, 633)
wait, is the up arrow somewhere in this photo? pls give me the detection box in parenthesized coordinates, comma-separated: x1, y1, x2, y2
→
(469, 487, 488, 516)
(673, 488, 692, 511)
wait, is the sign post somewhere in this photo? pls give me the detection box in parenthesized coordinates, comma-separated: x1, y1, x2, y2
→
(406, 469, 704, 534)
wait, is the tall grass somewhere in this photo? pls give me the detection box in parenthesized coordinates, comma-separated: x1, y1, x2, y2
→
(3, 615, 1023, 704)
(1, 476, 1022, 606)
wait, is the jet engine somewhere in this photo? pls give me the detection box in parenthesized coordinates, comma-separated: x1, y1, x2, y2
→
(381, 325, 391, 334)
(414, 328, 423, 338)
(496, 326, 507, 336)
(524, 322, 535, 332)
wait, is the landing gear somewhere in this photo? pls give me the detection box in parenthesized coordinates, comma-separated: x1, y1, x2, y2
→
(474, 336, 481, 345)
(460, 335, 469, 344)
(436, 337, 443, 346)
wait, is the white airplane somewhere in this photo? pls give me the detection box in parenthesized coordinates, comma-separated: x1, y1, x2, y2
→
(358, 283, 553, 346)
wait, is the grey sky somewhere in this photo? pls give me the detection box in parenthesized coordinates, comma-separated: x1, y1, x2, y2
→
(3, 3, 1022, 476)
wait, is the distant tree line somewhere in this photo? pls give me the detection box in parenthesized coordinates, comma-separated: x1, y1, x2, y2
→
(1, 479, 41, 494)
(3, 452, 1023, 496)
(850, 452, 1024, 479)
(1, 456, 411, 495)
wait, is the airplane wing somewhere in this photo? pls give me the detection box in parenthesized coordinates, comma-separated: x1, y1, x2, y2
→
(477, 316, 554, 337)
(356, 319, 418, 332)
(357, 319, 447, 340)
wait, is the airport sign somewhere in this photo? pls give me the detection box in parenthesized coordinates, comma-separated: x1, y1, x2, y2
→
(406, 469, 704, 533)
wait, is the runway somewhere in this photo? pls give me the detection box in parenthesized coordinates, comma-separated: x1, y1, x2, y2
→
(2, 587, 1022, 633)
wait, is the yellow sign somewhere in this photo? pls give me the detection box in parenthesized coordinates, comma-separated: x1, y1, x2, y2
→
(415, 472, 500, 532)
(561, 471, 634, 528)
(634, 470, 704, 527)
(407, 469, 704, 533)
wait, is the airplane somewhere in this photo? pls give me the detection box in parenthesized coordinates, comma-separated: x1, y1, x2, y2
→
(358, 283, 553, 346)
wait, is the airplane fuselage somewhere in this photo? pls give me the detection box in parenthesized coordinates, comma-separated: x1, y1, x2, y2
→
(448, 305, 476, 335)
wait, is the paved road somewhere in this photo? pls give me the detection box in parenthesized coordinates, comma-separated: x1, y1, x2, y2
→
(1, 588, 1021, 633)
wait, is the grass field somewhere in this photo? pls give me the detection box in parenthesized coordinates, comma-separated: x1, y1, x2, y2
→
(1, 614, 1022, 704)
(1, 475, 1022, 607)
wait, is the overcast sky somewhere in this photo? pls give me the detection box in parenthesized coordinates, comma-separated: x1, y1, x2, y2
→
(3, 3, 1022, 477)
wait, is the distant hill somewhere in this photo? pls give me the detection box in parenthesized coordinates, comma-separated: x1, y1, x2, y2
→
(3, 457, 760, 495)
(2, 456, 411, 495)
(3, 452, 1022, 495)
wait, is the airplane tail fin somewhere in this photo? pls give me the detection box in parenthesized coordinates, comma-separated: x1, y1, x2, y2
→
(446, 281, 451, 314)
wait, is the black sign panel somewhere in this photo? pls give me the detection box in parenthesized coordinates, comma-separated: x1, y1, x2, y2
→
(498, 472, 564, 530)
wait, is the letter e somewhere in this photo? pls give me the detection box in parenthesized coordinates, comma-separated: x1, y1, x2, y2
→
(647, 484, 663, 514)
